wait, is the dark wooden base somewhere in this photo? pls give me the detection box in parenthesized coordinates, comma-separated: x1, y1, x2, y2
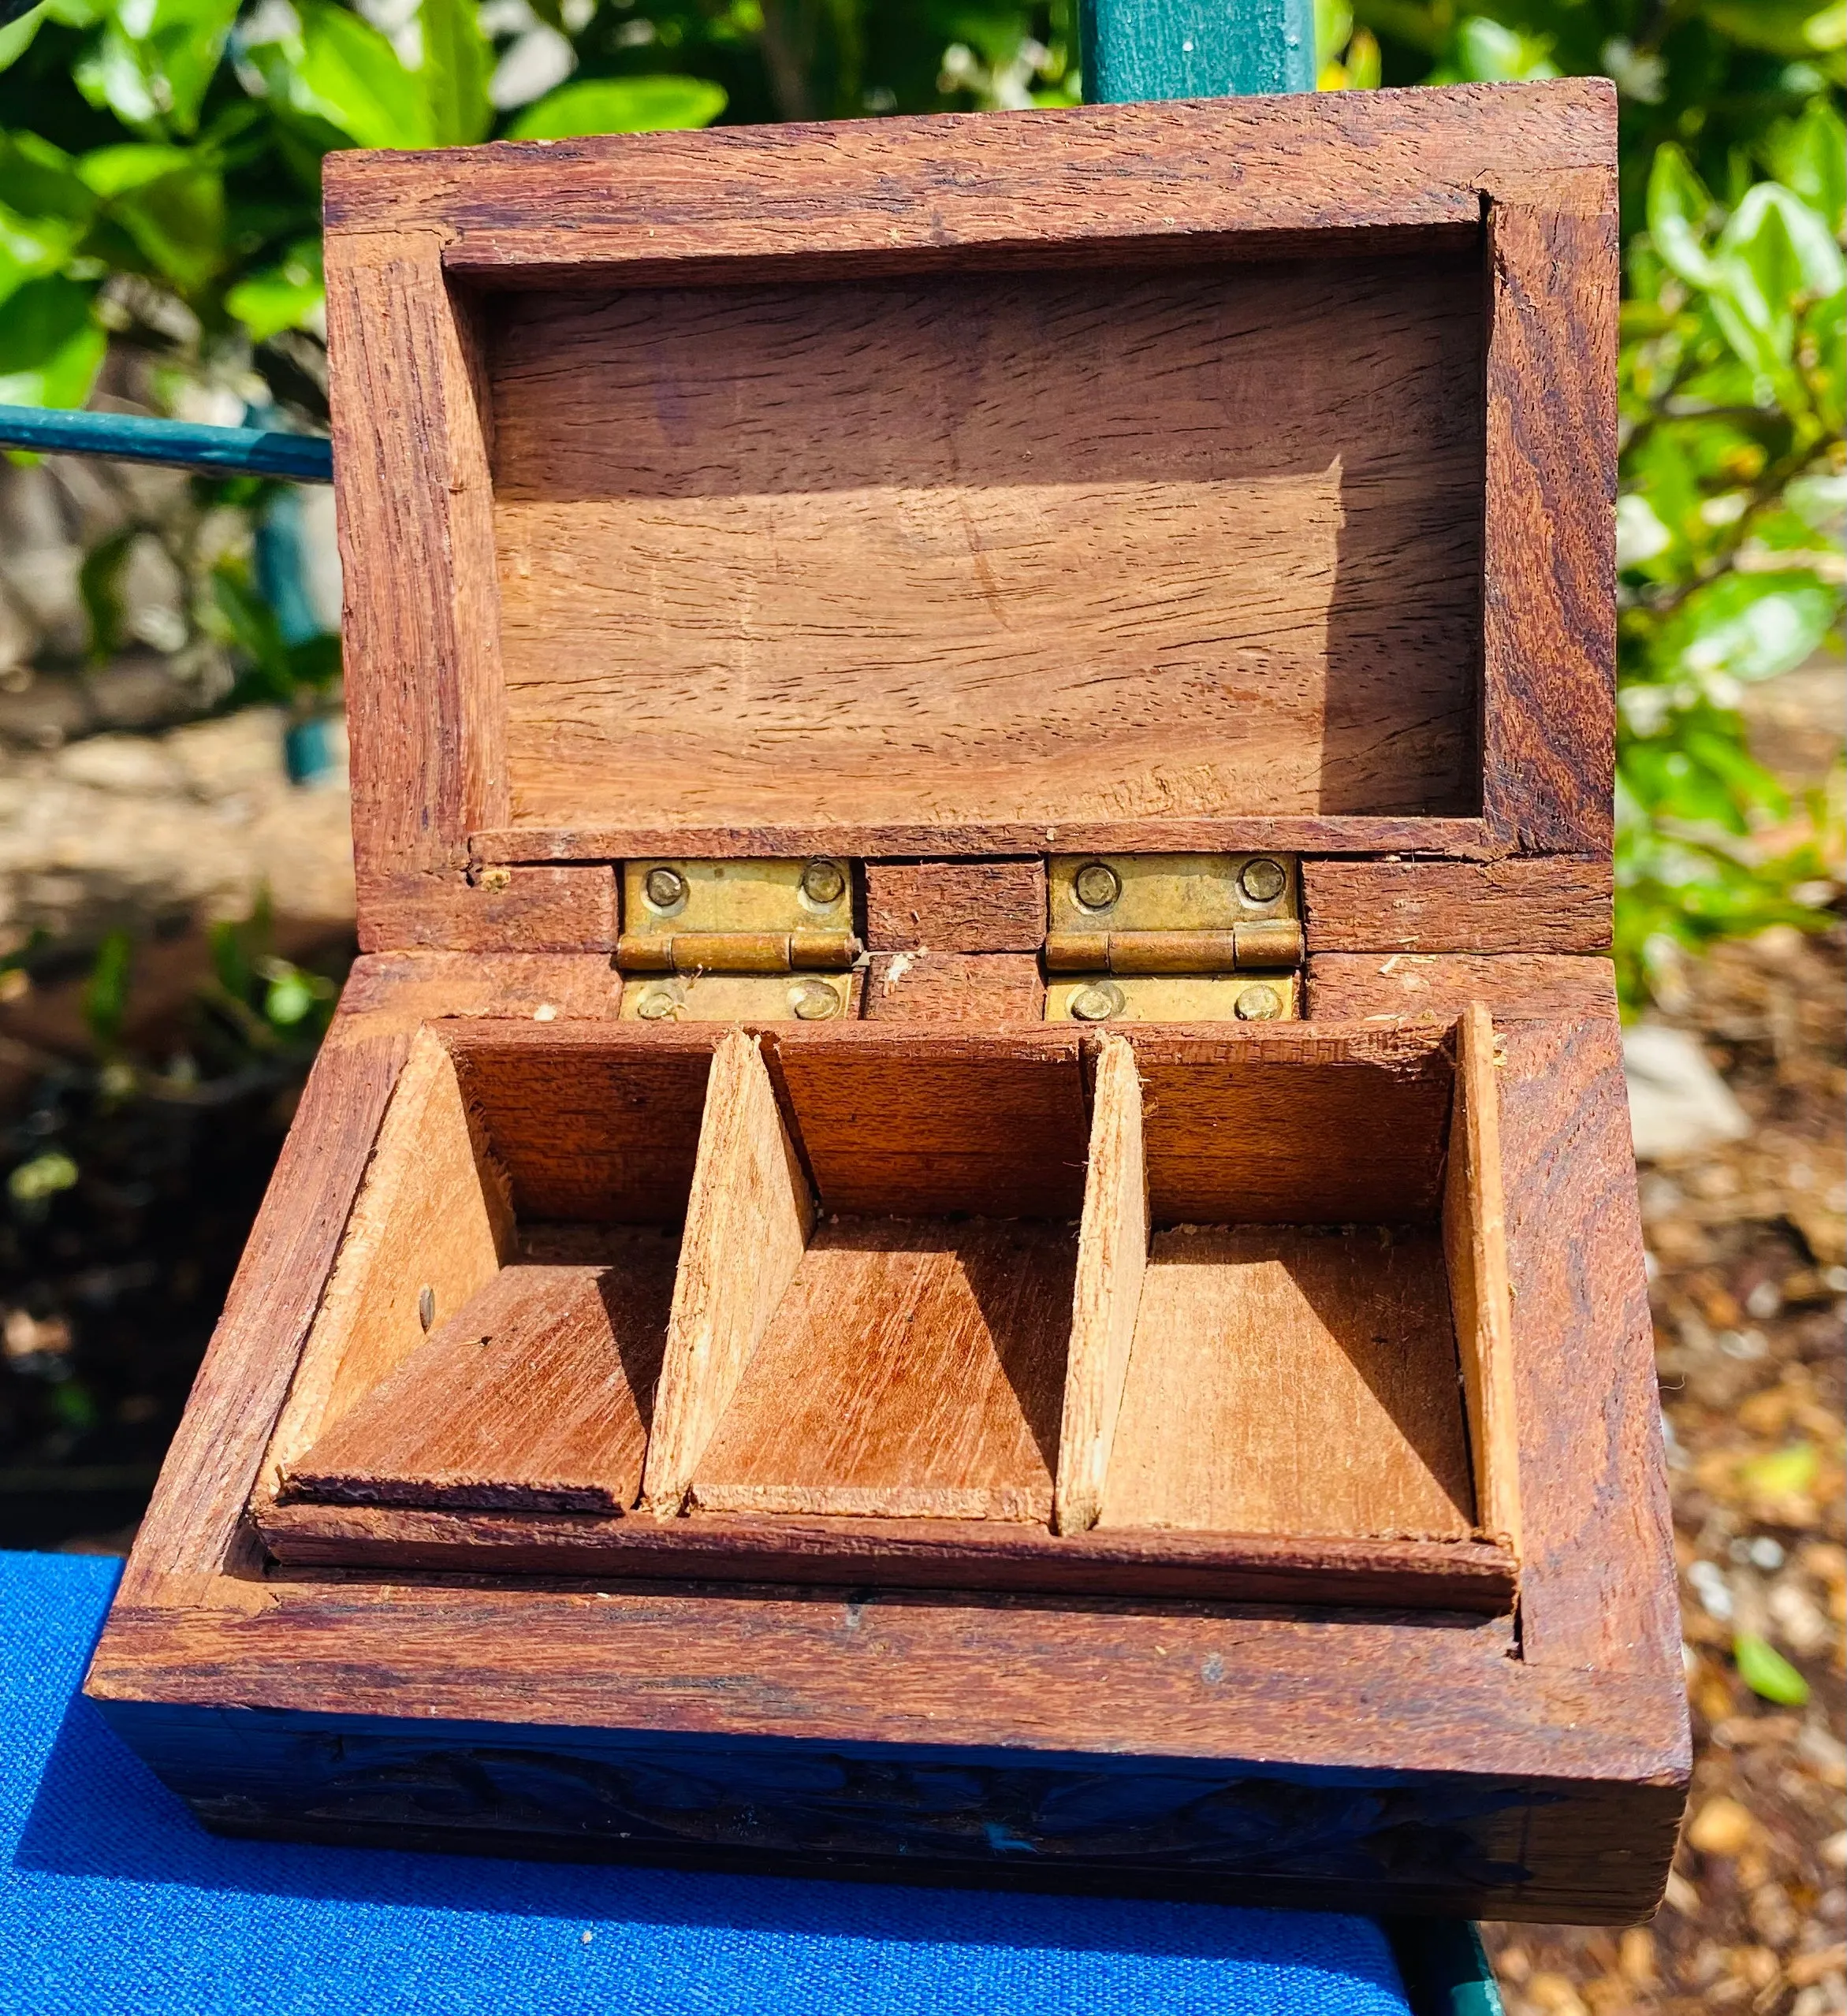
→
(94, 1652, 1685, 1924)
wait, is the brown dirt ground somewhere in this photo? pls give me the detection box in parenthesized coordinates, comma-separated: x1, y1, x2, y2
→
(1485, 923, 1847, 2016)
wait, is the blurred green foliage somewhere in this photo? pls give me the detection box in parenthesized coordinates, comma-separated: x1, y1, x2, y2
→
(0, 0, 1841, 1002)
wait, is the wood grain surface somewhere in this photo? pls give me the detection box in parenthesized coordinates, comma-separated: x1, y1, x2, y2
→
(1495, 1013, 1681, 1676)
(323, 81, 1616, 278)
(471, 813, 1503, 865)
(1098, 1226, 1474, 1540)
(1443, 1004, 1522, 1550)
(93, 80, 1678, 1915)
(88, 1580, 1686, 1920)
(641, 1032, 814, 1511)
(767, 1026, 1089, 1218)
(445, 1023, 717, 1224)
(1307, 951, 1618, 1021)
(691, 1218, 1074, 1522)
(860, 951, 1045, 1024)
(1124, 1025, 1454, 1223)
(326, 231, 506, 949)
(283, 1245, 676, 1512)
(863, 861, 1047, 953)
(430, 865, 616, 951)
(263, 1028, 514, 1492)
(1055, 1035, 1146, 1534)
(114, 1020, 410, 1604)
(338, 951, 624, 1029)
(1302, 857, 1614, 953)
(252, 1497, 1517, 1609)
(490, 257, 1481, 836)
(1480, 198, 1618, 853)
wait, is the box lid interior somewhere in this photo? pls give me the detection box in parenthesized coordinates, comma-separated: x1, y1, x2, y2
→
(479, 247, 1487, 844)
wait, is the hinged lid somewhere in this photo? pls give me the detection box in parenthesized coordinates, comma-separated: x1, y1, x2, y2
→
(322, 81, 1617, 961)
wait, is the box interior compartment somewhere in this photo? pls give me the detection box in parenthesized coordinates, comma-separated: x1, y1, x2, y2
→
(1061, 1017, 1517, 1549)
(266, 1017, 1517, 1586)
(484, 251, 1487, 839)
(655, 1032, 1090, 1524)
(270, 1027, 717, 1514)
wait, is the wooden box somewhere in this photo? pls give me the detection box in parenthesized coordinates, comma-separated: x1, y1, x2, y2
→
(86, 80, 1689, 1922)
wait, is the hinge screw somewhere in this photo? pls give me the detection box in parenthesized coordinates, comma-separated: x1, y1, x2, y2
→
(635, 988, 680, 1021)
(1070, 981, 1125, 1023)
(1234, 984, 1284, 1021)
(417, 1285, 436, 1331)
(1238, 857, 1287, 904)
(790, 979, 840, 1020)
(643, 866, 687, 911)
(801, 858, 847, 906)
(1072, 861, 1120, 911)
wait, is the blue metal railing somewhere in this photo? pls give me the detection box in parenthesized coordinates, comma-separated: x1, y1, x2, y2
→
(0, 404, 332, 483)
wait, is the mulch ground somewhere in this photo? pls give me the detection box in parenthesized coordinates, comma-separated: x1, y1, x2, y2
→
(1486, 925, 1846, 2016)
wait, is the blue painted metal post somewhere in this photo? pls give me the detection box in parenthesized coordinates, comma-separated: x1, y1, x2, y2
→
(1079, 0, 1315, 102)
(0, 404, 332, 483)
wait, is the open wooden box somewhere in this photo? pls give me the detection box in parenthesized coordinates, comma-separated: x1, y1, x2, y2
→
(88, 80, 1689, 1922)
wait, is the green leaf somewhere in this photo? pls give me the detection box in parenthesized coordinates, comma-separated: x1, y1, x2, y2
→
(1616, 494, 1675, 569)
(1704, 2, 1845, 57)
(225, 238, 325, 343)
(1806, 285, 1845, 432)
(1431, 16, 1556, 84)
(108, 166, 225, 290)
(211, 564, 293, 694)
(73, 0, 243, 137)
(76, 142, 191, 196)
(8, 1150, 79, 1205)
(506, 74, 728, 139)
(82, 927, 133, 1051)
(1741, 1441, 1821, 1496)
(1719, 182, 1847, 303)
(1761, 101, 1847, 232)
(292, 1, 432, 150)
(1733, 1633, 1811, 1707)
(1648, 144, 1720, 290)
(1709, 207, 1804, 381)
(1315, 0, 1354, 69)
(77, 526, 135, 662)
(0, 132, 99, 225)
(421, 0, 493, 147)
(0, 3, 50, 74)
(0, 273, 105, 409)
(1661, 571, 1838, 685)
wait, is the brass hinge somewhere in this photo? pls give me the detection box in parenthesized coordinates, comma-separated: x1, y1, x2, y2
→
(616, 858, 861, 1022)
(1043, 854, 1302, 1024)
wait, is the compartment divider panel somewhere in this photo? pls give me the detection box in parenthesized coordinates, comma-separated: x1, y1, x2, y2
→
(1443, 1001, 1523, 1550)
(267, 1027, 515, 1490)
(640, 1031, 816, 1512)
(1054, 1033, 1149, 1534)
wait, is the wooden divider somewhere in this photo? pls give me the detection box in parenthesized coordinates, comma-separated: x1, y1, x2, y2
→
(1442, 1002, 1523, 1549)
(639, 1031, 815, 1513)
(1054, 1035, 1147, 1534)
(266, 1026, 514, 1494)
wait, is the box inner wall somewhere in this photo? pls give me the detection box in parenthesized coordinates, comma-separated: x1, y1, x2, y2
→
(487, 254, 1487, 835)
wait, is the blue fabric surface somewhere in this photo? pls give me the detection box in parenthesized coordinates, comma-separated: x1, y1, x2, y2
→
(2, 1550, 1410, 2015)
